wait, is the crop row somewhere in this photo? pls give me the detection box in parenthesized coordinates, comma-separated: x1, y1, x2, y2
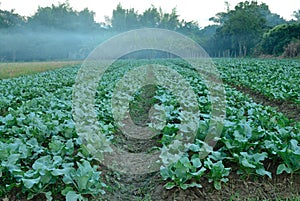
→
(0, 59, 299, 200)
(214, 58, 300, 104)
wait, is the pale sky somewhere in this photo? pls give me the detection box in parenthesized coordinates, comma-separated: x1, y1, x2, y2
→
(0, 0, 299, 27)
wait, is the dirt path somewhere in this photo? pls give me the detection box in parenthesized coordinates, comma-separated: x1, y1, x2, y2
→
(152, 172, 300, 201)
(99, 167, 300, 201)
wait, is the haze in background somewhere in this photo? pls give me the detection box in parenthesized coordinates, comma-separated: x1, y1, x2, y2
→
(1, 0, 299, 27)
(0, 1, 299, 61)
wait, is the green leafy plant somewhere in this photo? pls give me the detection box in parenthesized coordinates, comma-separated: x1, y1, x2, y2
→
(204, 158, 231, 190)
(160, 153, 206, 190)
(0, 59, 299, 200)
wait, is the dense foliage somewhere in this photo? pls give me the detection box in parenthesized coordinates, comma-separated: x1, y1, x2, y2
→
(0, 65, 107, 200)
(215, 58, 300, 104)
(259, 23, 300, 56)
(0, 59, 299, 200)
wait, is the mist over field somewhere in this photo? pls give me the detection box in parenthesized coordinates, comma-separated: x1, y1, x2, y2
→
(0, 3, 113, 61)
(0, 1, 299, 60)
(0, 28, 113, 61)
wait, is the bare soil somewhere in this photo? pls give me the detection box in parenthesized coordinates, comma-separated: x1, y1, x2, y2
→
(99, 165, 300, 201)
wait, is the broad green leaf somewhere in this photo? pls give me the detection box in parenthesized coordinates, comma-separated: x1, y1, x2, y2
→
(186, 182, 202, 189)
(189, 144, 200, 152)
(51, 168, 67, 176)
(190, 167, 206, 177)
(290, 139, 300, 154)
(164, 182, 176, 189)
(77, 176, 89, 191)
(62, 168, 76, 184)
(191, 157, 201, 168)
(276, 164, 292, 174)
(180, 183, 188, 190)
(66, 191, 84, 201)
(45, 191, 52, 201)
(174, 164, 188, 179)
(256, 168, 272, 178)
(160, 167, 170, 179)
(61, 186, 74, 196)
(180, 156, 192, 169)
(253, 152, 268, 162)
(22, 177, 40, 189)
(32, 155, 52, 171)
(241, 158, 256, 168)
(214, 181, 221, 190)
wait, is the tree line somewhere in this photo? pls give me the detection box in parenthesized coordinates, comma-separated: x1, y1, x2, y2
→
(0, 1, 299, 61)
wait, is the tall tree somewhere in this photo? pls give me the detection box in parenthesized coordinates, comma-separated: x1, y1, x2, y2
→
(140, 5, 160, 28)
(111, 3, 139, 31)
(0, 9, 24, 29)
(158, 8, 180, 30)
(260, 23, 300, 55)
(111, 3, 126, 31)
(212, 1, 270, 57)
(111, 4, 182, 31)
(28, 2, 98, 32)
(293, 10, 300, 22)
(259, 9, 285, 28)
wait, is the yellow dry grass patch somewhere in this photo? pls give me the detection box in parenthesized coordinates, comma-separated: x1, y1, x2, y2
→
(0, 60, 82, 79)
